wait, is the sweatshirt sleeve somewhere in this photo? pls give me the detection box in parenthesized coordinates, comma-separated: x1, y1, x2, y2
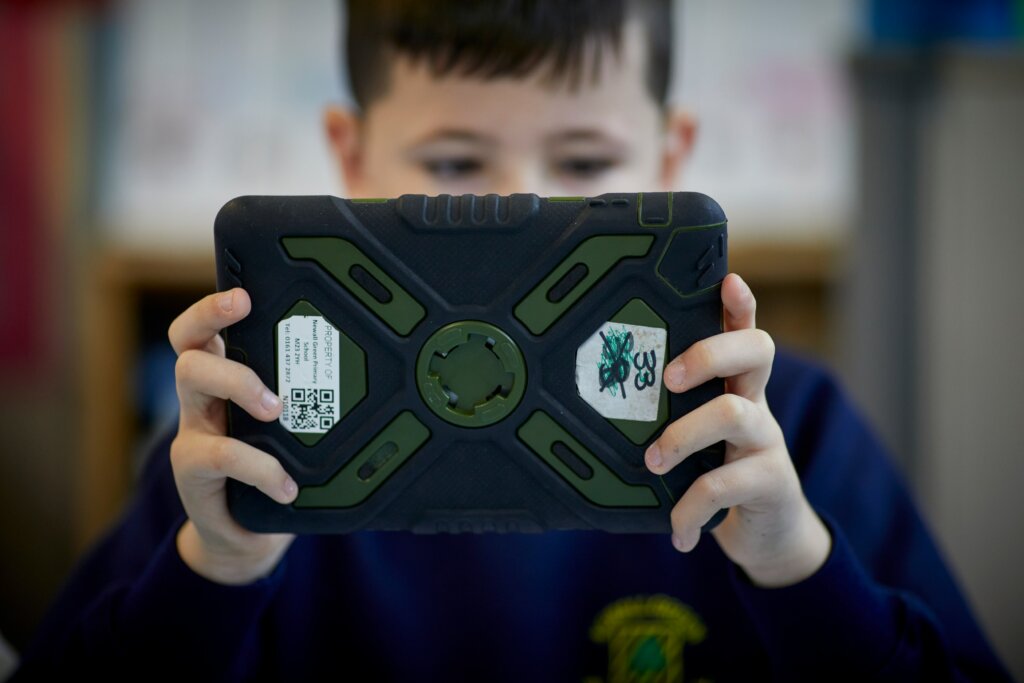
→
(10, 419, 289, 681)
(741, 350, 1013, 682)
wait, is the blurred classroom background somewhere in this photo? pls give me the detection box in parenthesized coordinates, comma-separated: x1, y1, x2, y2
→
(1, 0, 1023, 677)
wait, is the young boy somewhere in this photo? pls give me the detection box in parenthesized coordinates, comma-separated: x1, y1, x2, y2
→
(13, 1, 1012, 681)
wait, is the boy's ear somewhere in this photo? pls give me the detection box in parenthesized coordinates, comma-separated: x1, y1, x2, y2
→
(660, 107, 698, 190)
(323, 104, 364, 190)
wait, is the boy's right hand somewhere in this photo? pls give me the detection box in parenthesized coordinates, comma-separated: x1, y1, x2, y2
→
(168, 287, 298, 585)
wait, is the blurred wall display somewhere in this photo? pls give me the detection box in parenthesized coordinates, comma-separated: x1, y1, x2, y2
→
(97, 0, 341, 246)
(676, 0, 856, 241)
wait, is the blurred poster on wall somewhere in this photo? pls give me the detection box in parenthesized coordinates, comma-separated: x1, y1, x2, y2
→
(95, 0, 340, 248)
(675, 0, 857, 241)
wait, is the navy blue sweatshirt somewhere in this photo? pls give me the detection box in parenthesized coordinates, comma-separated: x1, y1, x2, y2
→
(11, 348, 1012, 682)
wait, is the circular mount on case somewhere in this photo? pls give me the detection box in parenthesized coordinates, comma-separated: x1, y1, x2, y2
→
(416, 321, 526, 427)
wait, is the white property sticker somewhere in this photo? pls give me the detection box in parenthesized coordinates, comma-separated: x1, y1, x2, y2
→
(277, 315, 340, 433)
(575, 322, 667, 421)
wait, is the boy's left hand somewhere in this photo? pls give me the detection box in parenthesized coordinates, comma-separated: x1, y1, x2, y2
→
(644, 273, 831, 588)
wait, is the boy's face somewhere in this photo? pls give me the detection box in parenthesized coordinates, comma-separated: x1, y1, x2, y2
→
(325, 20, 696, 197)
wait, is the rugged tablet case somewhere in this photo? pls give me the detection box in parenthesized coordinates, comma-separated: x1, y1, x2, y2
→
(214, 192, 729, 534)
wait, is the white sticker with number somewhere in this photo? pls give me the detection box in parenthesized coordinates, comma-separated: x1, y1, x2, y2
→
(575, 322, 667, 422)
(277, 315, 340, 433)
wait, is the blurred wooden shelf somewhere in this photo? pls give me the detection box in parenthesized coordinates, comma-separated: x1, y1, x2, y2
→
(91, 247, 218, 287)
(74, 238, 841, 552)
(730, 238, 840, 284)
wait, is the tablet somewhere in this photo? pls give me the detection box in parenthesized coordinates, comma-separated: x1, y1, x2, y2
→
(214, 192, 729, 534)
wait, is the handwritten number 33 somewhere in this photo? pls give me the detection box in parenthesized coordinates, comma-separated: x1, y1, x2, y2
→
(633, 350, 657, 391)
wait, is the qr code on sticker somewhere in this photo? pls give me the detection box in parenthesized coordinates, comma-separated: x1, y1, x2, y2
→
(289, 388, 336, 431)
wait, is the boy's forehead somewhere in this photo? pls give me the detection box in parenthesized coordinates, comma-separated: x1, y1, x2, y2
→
(361, 19, 659, 144)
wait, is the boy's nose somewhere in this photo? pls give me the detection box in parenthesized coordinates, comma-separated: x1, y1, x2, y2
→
(493, 165, 546, 197)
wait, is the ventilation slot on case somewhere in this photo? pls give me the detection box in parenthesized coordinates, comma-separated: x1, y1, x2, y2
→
(349, 264, 393, 303)
(357, 441, 399, 481)
(546, 263, 589, 303)
(551, 440, 594, 480)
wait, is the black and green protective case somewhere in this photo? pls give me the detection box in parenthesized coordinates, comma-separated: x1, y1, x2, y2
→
(214, 192, 729, 534)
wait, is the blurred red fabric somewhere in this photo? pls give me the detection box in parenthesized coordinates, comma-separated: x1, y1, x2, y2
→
(0, 7, 47, 379)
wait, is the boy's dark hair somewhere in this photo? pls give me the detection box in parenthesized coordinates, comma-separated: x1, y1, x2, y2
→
(343, 0, 672, 110)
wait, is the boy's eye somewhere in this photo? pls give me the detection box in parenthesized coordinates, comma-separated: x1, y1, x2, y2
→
(420, 157, 484, 179)
(555, 157, 616, 178)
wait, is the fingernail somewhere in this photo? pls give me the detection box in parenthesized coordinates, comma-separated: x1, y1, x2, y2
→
(645, 443, 662, 469)
(671, 534, 685, 552)
(666, 362, 685, 389)
(261, 389, 280, 411)
(219, 290, 234, 312)
(283, 477, 298, 499)
(684, 528, 700, 552)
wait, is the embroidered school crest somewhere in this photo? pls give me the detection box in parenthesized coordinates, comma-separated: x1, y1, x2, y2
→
(587, 594, 707, 683)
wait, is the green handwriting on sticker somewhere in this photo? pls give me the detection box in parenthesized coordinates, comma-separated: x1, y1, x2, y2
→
(597, 325, 660, 399)
(598, 325, 634, 398)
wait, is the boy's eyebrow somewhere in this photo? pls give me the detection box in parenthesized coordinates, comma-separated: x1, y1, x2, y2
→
(409, 128, 497, 147)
